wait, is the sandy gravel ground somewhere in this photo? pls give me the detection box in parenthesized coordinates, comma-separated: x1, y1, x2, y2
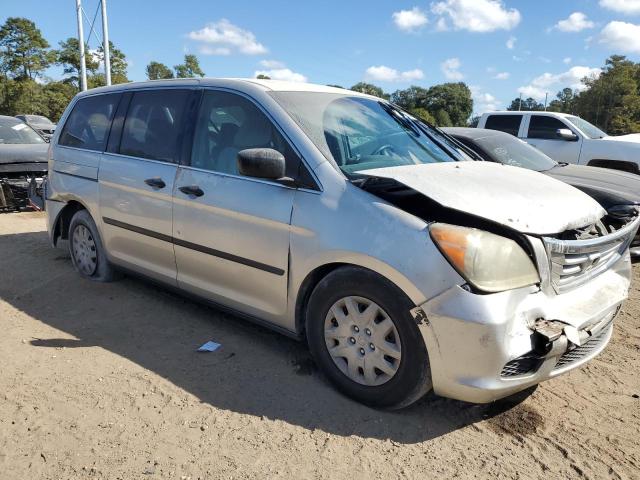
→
(0, 212, 639, 480)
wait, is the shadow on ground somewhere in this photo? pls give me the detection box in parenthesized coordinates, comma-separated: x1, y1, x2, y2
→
(0, 229, 534, 444)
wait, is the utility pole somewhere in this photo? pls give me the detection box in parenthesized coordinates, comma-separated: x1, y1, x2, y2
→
(544, 92, 548, 111)
(101, 0, 111, 86)
(518, 93, 522, 111)
(76, 0, 87, 91)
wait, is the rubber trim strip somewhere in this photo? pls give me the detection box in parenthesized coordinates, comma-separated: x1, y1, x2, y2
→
(102, 216, 285, 276)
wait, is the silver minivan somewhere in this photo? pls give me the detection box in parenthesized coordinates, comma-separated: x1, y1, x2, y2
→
(46, 79, 638, 408)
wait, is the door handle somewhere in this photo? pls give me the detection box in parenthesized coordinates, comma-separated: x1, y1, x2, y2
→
(144, 177, 166, 189)
(178, 185, 204, 197)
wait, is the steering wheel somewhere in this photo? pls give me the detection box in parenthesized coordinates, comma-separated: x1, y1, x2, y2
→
(372, 144, 396, 156)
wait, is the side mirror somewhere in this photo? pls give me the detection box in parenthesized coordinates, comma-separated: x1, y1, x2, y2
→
(237, 148, 286, 180)
(557, 128, 578, 141)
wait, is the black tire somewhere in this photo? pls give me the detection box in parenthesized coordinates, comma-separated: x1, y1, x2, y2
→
(68, 209, 119, 282)
(306, 266, 432, 409)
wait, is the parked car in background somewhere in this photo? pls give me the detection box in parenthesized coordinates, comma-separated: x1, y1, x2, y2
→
(15, 114, 56, 140)
(0, 115, 48, 211)
(477, 111, 640, 174)
(443, 127, 640, 256)
(45, 79, 638, 408)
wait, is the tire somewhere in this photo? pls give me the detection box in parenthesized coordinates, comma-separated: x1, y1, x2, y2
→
(68, 209, 119, 282)
(306, 266, 432, 409)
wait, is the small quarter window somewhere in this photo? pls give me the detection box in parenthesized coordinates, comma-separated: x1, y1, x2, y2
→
(484, 115, 522, 137)
(59, 94, 120, 151)
(120, 89, 189, 163)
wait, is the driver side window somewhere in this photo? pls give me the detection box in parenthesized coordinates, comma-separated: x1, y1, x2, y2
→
(191, 90, 304, 180)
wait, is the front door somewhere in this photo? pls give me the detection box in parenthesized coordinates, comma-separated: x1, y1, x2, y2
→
(172, 89, 302, 321)
(524, 115, 582, 164)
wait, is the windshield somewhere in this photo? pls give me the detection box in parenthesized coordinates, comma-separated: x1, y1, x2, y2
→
(269, 92, 465, 175)
(566, 116, 606, 139)
(0, 119, 45, 144)
(26, 115, 52, 124)
(462, 133, 557, 172)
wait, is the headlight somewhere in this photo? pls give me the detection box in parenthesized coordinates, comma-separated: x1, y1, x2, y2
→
(429, 223, 540, 293)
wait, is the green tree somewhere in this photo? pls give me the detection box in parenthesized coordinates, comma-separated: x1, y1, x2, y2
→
(409, 107, 436, 125)
(548, 87, 576, 113)
(574, 55, 640, 135)
(506, 96, 544, 111)
(390, 86, 429, 111)
(174, 54, 204, 78)
(90, 41, 128, 86)
(55, 37, 99, 88)
(350, 82, 388, 99)
(424, 82, 473, 126)
(41, 81, 76, 121)
(256, 73, 271, 79)
(0, 17, 53, 80)
(146, 61, 174, 80)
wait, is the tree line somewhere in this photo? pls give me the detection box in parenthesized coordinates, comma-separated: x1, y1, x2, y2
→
(1, 16, 638, 135)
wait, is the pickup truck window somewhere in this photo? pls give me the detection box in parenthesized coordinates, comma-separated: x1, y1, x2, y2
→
(484, 115, 522, 137)
(528, 115, 569, 140)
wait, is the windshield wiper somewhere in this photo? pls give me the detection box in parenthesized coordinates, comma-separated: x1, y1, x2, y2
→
(379, 102, 421, 137)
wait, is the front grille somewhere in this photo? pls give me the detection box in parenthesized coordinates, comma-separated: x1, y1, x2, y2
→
(554, 322, 612, 370)
(501, 354, 544, 377)
(543, 217, 640, 293)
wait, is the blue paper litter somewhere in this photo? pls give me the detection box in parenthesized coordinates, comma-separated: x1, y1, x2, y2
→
(197, 341, 221, 352)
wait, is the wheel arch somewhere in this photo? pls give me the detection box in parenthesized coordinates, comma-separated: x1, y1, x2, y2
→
(51, 198, 90, 246)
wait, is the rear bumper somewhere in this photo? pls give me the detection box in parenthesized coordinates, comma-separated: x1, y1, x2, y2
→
(415, 251, 631, 403)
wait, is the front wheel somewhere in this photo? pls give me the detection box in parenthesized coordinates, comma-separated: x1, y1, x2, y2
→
(306, 267, 432, 409)
(68, 209, 119, 282)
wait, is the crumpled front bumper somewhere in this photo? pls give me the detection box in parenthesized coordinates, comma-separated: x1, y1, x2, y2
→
(414, 250, 631, 404)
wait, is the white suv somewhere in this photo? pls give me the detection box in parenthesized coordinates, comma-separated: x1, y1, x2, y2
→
(478, 111, 640, 174)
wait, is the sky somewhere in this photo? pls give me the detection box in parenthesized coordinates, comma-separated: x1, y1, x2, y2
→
(3, 0, 640, 114)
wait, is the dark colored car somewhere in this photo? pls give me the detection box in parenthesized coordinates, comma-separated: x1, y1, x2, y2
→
(15, 114, 56, 140)
(442, 127, 640, 255)
(0, 115, 48, 212)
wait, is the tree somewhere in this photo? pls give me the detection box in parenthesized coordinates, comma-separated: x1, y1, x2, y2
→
(390, 86, 429, 111)
(326, 84, 344, 89)
(547, 87, 576, 113)
(423, 83, 473, 126)
(146, 61, 173, 80)
(56, 37, 99, 88)
(350, 82, 388, 99)
(409, 107, 436, 125)
(0, 17, 53, 80)
(506, 96, 544, 111)
(574, 55, 640, 135)
(255, 73, 271, 79)
(174, 54, 204, 78)
(41, 81, 76, 121)
(91, 41, 128, 85)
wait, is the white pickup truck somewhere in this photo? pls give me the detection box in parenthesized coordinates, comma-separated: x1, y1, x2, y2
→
(477, 111, 640, 174)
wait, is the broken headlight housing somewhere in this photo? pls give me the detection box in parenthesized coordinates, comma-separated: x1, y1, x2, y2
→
(429, 223, 540, 293)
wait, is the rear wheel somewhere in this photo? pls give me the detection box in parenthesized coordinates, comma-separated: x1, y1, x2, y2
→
(306, 267, 432, 409)
(68, 210, 119, 282)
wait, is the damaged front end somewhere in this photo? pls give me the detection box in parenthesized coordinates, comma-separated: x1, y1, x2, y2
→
(355, 162, 639, 402)
(0, 164, 47, 212)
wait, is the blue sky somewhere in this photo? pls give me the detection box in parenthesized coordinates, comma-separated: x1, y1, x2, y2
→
(3, 0, 640, 114)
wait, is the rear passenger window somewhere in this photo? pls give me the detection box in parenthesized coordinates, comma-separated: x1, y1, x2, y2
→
(119, 90, 189, 163)
(527, 115, 569, 140)
(484, 115, 522, 137)
(59, 94, 120, 151)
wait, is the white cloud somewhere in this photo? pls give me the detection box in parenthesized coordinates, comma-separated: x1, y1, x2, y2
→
(494, 71, 510, 80)
(431, 0, 521, 32)
(435, 17, 449, 31)
(471, 86, 501, 112)
(259, 59, 285, 69)
(599, 0, 640, 14)
(599, 21, 640, 53)
(506, 36, 516, 49)
(188, 19, 267, 55)
(392, 7, 428, 32)
(254, 65, 307, 82)
(554, 12, 595, 32)
(365, 65, 424, 82)
(441, 57, 463, 80)
(563, 57, 572, 64)
(518, 66, 601, 101)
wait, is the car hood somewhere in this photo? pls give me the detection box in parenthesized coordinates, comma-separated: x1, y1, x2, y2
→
(30, 122, 55, 131)
(602, 133, 640, 144)
(359, 162, 606, 235)
(545, 164, 640, 207)
(0, 143, 49, 164)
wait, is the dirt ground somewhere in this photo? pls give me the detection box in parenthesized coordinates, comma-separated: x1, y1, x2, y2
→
(0, 212, 639, 480)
